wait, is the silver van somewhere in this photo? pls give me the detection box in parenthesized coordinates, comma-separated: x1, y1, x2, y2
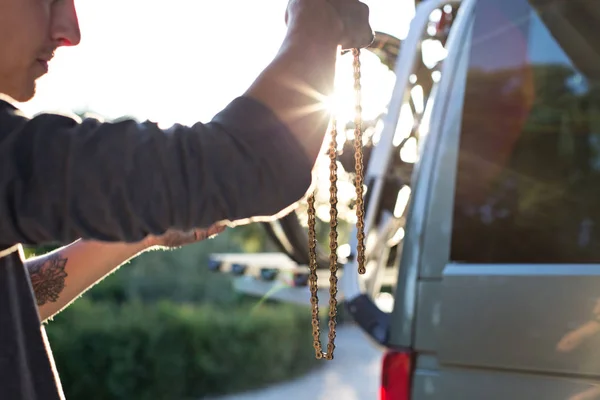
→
(342, 0, 600, 398)
(211, 0, 600, 398)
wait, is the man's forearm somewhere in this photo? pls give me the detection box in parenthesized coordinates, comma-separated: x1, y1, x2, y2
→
(26, 239, 149, 322)
(245, 30, 340, 164)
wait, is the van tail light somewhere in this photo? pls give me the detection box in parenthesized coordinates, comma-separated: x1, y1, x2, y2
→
(380, 350, 413, 400)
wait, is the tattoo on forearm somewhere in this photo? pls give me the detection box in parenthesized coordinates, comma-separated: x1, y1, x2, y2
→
(28, 254, 68, 306)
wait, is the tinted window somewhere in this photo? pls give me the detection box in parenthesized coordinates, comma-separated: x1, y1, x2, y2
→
(451, 0, 600, 263)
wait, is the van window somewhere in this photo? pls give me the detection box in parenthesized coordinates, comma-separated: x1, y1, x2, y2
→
(450, 0, 600, 263)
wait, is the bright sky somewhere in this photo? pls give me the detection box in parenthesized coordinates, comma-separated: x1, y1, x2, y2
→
(16, 0, 415, 127)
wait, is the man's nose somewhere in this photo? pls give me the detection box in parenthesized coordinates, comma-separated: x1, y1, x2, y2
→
(50, 0, 81, 47)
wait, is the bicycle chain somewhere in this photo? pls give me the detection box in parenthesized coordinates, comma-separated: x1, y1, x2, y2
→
(307, 48, 365, 360)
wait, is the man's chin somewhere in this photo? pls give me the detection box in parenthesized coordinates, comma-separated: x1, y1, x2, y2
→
(7, 83, 37, 103)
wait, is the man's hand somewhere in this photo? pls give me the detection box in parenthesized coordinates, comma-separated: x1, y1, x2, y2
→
(285, 0, 374, 50)
(145, 224, 226, 249)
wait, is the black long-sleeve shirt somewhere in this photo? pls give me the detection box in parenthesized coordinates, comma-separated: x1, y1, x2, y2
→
(0, 95, 313, 246)
(0, 95, 315, 400)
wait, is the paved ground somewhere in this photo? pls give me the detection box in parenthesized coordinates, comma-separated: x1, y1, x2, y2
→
(214, 325, 383, 400)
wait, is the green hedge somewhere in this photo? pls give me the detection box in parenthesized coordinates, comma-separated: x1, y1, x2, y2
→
(46, 298, 322, 400)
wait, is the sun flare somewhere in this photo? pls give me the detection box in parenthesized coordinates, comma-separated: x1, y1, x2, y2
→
(322, 49, 397, 131)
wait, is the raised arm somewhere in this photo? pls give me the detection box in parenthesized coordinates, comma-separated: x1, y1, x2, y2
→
(0, 96, 313, 245)
(0, 0, 373, 246)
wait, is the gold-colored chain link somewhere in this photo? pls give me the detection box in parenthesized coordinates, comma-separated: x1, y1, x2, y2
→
(352, 48, 366, 275)
(307, 48, 365, 360)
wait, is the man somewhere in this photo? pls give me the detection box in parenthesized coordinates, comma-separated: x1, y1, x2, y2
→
(0, 0, 373, 398)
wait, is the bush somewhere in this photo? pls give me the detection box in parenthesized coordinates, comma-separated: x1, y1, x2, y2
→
(46, 298, 322, 400)
(120, 233, 238, 307)
(28, 225, 336, 398)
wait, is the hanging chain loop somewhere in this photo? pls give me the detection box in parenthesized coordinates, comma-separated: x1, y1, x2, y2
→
(307, 48, 366, 360)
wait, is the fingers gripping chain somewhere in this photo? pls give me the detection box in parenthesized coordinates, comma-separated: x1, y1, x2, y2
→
(307, 48, 365, 360)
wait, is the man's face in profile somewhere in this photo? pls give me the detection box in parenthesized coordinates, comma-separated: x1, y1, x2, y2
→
(0, 0, 81, 102)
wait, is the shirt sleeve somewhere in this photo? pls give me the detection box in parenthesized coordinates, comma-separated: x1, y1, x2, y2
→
(0, 96, 314, 246)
